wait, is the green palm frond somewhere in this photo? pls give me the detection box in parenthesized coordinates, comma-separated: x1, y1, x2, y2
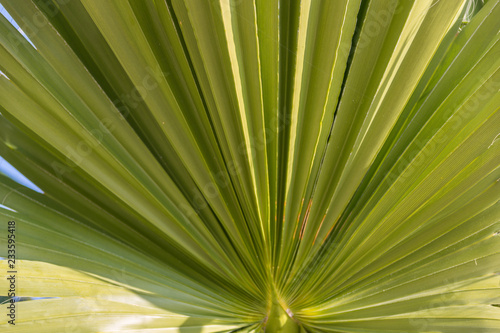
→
(0, 0, 499, 332)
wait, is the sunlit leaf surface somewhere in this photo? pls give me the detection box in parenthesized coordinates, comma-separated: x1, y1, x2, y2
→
(0, 0, 499, 331)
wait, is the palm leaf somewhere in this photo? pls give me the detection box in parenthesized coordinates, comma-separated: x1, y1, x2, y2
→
(0, 0, 499, 331)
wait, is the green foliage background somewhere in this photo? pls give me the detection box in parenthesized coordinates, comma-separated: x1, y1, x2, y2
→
(0, 0, 499, 331)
